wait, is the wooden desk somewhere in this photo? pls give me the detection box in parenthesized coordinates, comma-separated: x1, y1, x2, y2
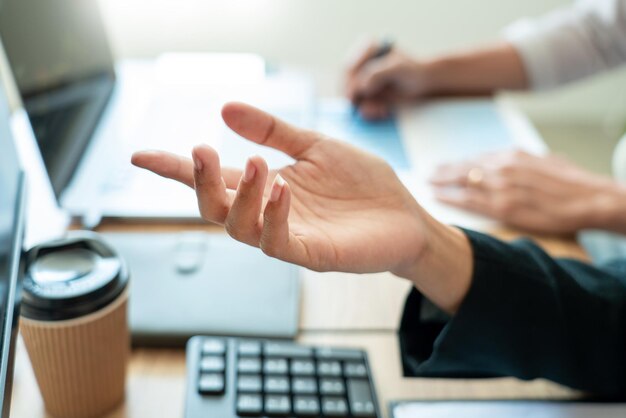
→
(10, 224, 586, 418)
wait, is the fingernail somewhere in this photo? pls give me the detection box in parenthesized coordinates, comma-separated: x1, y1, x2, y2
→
(243, 158, 256, 182)
(269, 174, 285, 202)
(193, 154, 203, 171)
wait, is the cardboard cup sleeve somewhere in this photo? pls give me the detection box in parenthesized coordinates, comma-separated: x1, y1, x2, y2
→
(20, 289, 130, 418)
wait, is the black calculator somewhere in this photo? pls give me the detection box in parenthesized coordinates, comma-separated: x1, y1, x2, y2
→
(184, 336, 382, 418)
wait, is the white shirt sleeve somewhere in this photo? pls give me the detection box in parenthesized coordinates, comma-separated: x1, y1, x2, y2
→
(504, 0, 626, 90)
(614, 134, 626, 181)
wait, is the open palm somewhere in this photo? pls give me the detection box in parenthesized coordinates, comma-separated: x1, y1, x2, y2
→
(132, 102, 426, 274)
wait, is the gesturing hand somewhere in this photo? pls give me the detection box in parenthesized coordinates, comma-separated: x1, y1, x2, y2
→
(430, 150, 626, 234)
(132, 102, 428, 274)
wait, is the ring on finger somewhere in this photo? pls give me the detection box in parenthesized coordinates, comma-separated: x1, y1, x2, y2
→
(467, 167, 485, 187)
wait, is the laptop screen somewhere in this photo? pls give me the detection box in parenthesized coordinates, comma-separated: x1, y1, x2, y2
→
(0, 78, 26, 417)
(0, 0, 116, 197)
(0, 0, 114, 97)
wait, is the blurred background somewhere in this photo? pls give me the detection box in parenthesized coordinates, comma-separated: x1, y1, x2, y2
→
(1, 1, 623, 173)
(95, 0, 626, 174)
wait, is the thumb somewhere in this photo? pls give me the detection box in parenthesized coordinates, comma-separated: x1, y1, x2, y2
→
(221, 102, 318, 159)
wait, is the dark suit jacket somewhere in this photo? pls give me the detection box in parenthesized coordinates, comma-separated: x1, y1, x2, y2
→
(399, 229, 626, 397)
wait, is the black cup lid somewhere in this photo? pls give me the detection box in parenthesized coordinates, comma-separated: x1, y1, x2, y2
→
(21, 231, 129, 321)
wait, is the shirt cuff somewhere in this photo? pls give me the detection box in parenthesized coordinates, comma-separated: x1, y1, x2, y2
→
(398, 229, 540, 379)
(503, 18, 563, 90)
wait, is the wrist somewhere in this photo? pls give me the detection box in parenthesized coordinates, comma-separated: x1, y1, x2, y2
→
(416, 42, 528, 96)
(392, 211, 473, 314)
(589, 182, 626, 233)
(420, 57, 450, 96)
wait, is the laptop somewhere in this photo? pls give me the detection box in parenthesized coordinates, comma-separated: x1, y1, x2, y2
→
(0, 78, 26, 417)
(0, 0, 312, 227)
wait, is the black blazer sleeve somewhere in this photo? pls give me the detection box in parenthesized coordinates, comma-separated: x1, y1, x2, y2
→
(398, 229, 626, 396)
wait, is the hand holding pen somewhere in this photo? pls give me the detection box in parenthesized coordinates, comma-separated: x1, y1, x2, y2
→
(344, 39, 433, 120)
(351, 39, 394, 114)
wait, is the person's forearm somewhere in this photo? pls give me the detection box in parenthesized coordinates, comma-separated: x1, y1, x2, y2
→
(422, 42, 529, 96)
(393, 210, 473, 315)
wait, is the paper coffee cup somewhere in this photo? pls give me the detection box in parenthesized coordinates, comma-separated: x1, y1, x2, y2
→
(20, 232, 130, 418)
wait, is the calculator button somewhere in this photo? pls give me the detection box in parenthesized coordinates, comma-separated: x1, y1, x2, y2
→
(201, 338, 226, 355)
(238, 357, 262, 374)
(290, 359, 316, 376)
(238, 341, 262, 356)
(237, 375, 262, 393)
(264, 376, 290, 393)
(320, 378, 345, 395)
(317, 360, 342, 376)
(322, 396, 349, 416)
(291, 377, 318, 394)
(344, 361, 368, 378)
(293, 396, 320, 416)
(264, 342, 314, 358)
(264, 358, 289, 375)
(200, 356, 225, 373)
(316, 347, 363, 360)
(237, 394, 263, 416)
(347, 379, 376, 417)
(198, 373, 225, 394)
(264, 395, 291, 416)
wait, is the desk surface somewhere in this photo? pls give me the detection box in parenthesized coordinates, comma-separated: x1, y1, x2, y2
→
(10, 223, 587, 418)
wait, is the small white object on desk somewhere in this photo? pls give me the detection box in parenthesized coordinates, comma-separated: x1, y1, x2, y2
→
(392, 400, 626, 418)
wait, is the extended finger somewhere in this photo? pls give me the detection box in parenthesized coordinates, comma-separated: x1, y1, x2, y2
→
(435, 185, 536, 222)
(260, 177, 309, 265)
(131, 150, 196, 188)
(222, 102, 318, 159)
(132, 150, 242, 189)
(430, 160, 524, 191)
(192, 145, 233, 223)
(430, 150, 526, 187)
(429, 161, 475, 187)
(224, 156, 269, 246)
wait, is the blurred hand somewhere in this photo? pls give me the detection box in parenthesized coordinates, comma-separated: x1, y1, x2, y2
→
(132, 102, 429, 274)
(430, 150, 622, 234)
(344, 40, 430, 120)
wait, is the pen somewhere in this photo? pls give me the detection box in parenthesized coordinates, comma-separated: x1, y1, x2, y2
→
(352, 39, 395, 117)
